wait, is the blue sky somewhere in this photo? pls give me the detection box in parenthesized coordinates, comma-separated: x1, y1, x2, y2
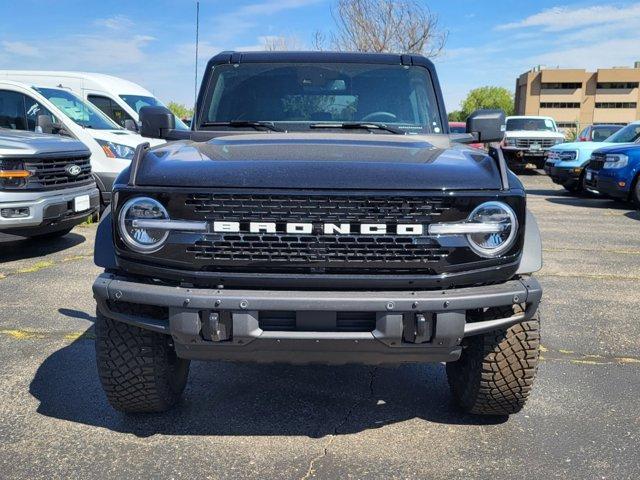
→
(1, 1, 640, 112)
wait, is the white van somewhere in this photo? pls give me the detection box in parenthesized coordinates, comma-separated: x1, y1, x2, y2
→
(0, 80, 164, 208)
(0, 71, 189, 131)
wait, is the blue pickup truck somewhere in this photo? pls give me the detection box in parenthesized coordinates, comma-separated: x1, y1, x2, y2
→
(545, 121, 639, 193)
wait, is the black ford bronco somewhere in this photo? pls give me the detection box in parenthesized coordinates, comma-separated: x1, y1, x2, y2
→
(93, 51, 542, 415)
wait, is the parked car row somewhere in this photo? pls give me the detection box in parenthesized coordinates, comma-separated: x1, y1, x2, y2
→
(545, 122, 640, 207)
(0, 71, 186, 239)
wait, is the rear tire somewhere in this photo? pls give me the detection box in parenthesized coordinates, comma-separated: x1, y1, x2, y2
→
(446, 309, 540, 415)
(95, 310, 190, 413)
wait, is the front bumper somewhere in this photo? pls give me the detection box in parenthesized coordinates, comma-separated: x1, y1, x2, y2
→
(0, 184, 100, 233)
(584, 170, 628, 199)
(545, 164, 581, 186)
(93, 273, 542, 365)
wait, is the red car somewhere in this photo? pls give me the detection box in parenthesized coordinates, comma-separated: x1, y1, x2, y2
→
(449, 122, 484, 149)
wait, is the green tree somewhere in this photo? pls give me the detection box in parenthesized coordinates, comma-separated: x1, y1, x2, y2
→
(166, 102, 193, 120)
(460, 86, 514, 117)
(447, 110, 466, 122)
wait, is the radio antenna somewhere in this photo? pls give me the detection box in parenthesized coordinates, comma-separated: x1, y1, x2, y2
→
(194, 1, 200, 125)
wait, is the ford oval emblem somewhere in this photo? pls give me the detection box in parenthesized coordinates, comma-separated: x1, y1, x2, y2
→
(65, 164, 82, 176)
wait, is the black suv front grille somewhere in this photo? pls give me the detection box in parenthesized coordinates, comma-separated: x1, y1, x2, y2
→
(178, 193, 457, 273)
(588, 153, 606, 171)
(24, 154, 92, 190)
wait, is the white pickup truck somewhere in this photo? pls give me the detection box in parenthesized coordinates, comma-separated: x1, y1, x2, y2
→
(501, 116, 565, 169)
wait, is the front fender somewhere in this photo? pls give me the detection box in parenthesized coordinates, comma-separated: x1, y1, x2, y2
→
(516, 209, 542, 275)
(94, 206, 117, 270)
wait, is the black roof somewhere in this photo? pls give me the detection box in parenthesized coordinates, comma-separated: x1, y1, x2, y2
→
(209, 50, 435, 68)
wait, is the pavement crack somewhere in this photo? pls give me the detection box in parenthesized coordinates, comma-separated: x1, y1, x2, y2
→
(300, 366, 378, 480)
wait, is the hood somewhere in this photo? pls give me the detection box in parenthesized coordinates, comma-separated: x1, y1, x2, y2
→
(551, 141, 613, 153)
(591, 143, 640, 155)
(504, 130, 564, 139)
(133, 133, 503, 190)
(88, 129, 165, 148)
(552, 141, 609, 150)
(0, 128, 89, 157)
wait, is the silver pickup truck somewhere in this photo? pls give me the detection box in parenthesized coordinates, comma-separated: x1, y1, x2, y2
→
(0, 129, 99, 238)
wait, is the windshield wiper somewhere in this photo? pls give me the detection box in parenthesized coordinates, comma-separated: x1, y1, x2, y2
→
(200, 120, 282, 132)
(309, 122, 405, 135)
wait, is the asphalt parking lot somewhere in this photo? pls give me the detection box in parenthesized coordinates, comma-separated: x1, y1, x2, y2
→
(0, 174, 639, 480)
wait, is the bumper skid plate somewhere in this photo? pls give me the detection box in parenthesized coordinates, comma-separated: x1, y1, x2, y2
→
(93, 273, 542, 365)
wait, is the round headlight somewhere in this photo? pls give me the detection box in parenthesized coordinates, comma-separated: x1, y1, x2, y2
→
(118, 197, 169, 253)
(466, 201, 518, 258)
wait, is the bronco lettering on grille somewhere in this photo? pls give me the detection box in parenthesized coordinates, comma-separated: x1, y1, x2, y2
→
(211, 221, 423, 235)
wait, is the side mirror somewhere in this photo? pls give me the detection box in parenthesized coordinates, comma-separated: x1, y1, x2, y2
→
(36, 114, 54, 135)
(466, 109, 505, 143)
(124, 119, 139, 132)
(139, 106, 175, 139)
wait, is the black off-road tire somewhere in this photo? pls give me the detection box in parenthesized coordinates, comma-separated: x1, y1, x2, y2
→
(446, 309, 540, 415)
(95, 310, 190, 413)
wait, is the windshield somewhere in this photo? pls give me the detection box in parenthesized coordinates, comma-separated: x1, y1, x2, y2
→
(604, 123, 640, 143)
(120, 94, 189, 130)
(449, 124, 466, 134)
(202, 63, 443, 133)
(35, 87, 119, 130)
(592, 125, 622, 141)
(506, 118, 556, 132)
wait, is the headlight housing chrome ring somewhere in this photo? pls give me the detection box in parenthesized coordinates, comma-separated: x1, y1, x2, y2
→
(118, 197, 170, 253)
(465, 201, 518, 258)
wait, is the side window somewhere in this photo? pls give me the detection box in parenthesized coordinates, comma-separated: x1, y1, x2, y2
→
(0, 90, 27, 130)
(24, 95, 56, 131)
(88, 94, 133, 127)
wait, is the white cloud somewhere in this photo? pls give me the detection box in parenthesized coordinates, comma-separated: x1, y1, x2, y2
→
(1, 40, 40, 57)
(498, 4, 640, 31)
(94, 14, 135, 30)
(0, 0, 321, 106)
(437, 3, 640, 109)
(527, 38, 640, 70)
(205, 0, 324, 44)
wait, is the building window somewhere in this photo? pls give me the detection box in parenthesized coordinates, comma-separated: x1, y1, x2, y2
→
(540, 102, 581, 108)
(594, 102, 638, 109)
(596, 82, 639, 89)
(541, 82, 582, 89)
(557, 122, 578, 128)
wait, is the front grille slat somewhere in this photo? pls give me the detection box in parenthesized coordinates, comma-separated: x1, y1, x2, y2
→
(514, 138, 557, 149)
(22, 155, 92, 190)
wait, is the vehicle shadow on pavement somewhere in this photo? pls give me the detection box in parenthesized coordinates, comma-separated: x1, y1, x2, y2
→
(0, 232, 86, 262)
(29, 323, 506, 438)
(544, 196, 633, 211)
